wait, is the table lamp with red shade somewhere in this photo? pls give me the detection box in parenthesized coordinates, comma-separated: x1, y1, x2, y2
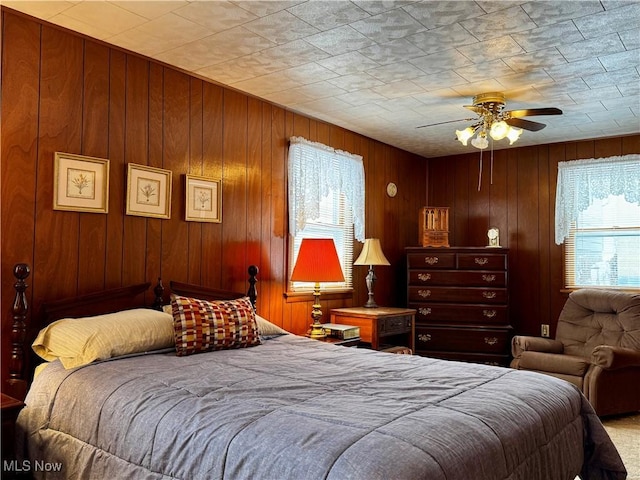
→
(290, 238, 345, 338)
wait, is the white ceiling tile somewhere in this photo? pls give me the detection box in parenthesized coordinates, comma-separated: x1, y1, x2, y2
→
(243, 10, 320, 44)
(583, 68, 640, 89)
(366, 62, 425, 83)
(457, 35, 524, 64)
(411, 70, 469, 91)
(316, 52, 381, 75)
(287, 1, 370, 31)
(350, 8, 426, 43)
(359, 38, 427, 65)
(58, 1, 148, 36)
(351, 0, 416, 16)
(558, 33, 626, 62)
(108, 13, 212, 56)
(598, 49, 640, 72)
(455, 59, 516, 84)
(401, 1, 486, 29)
(521, 1, 603, 28)
(619, 29, 640, 51)
(573, 3, 640, 39)
(618, 80, 640, 98)
(45, 13, 113, 40)
(569, 86, 622, 105)
(334, 88, 387, 106)
(502, 47, 567, 73)
(113, 1, 189, 20)
(371, 79, 425, 98)
(233, 1, 305, 17)
(2, 1, 75, 19)
(588, 108, 635, 125)
(460, 5, 537, 42)
(411, 49, 473, 75)
(510, 21, 584, 53)
(305, 25, 376, 55)
(173, 1, 258, 31)
(326, 72, 385, 92)
(497, 69, 556, 91)
(545, 58, 606, 81)
(405, 23, 478, 55)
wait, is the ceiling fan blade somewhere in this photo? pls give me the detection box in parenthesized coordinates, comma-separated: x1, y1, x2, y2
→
(463, 105, 484, 114)
(505, 117, 547, 132)
(506, 107, 562, 118)
(416, 118, 475, 129)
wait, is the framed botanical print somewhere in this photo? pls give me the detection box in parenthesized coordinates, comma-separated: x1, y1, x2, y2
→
(53, 152, 110, 214)
(126, 163, 172, 219)
(185, 174, 222, 223)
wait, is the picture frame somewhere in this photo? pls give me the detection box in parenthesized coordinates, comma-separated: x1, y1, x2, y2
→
(185, 174, 222, 223)
(53, 152, 110, 214)
(126, 163, 172, 219)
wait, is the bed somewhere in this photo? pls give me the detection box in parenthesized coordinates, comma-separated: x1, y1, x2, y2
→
(10, 264, 626, 480)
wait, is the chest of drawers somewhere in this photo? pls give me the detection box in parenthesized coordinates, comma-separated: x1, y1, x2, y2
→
(406, 247, 511, 365)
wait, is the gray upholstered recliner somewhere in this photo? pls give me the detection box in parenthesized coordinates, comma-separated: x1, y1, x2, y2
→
(511, 289, 640, 417)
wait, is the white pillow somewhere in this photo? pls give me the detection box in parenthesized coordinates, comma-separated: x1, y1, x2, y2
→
(32, 308, 174, 369)
(255, 314, 289, 336)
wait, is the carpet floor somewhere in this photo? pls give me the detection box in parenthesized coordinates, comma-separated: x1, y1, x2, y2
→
(602, 413, 640, 480)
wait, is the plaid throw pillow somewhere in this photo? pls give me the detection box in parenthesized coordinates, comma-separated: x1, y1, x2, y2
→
(171, 295, 261, 356)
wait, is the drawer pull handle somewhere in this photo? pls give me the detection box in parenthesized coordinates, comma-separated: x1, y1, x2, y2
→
(484, 337, 498, 345)
(419, 307, 432, 316)
(483, 309, 497, 318)
(424, 257, 439, 265)
(418, 289, 431, 298)
(418, 333, 432, 342)
(482, 291, 497, 299)
(482, 274, 496, 283)
(475, 257, 489, 265)
(418, 273, 432, 281)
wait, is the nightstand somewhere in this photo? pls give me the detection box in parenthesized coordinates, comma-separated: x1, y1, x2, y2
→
(330, 307, 416, 351)
(1, 393, 25, 465)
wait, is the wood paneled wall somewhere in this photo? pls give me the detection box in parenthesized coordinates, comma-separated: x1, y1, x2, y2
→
(1, 10, 427, 387)
(427, 134, 640, 338)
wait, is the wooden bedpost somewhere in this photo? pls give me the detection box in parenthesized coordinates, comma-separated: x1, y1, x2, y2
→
(247, 265, 258, 311)
(7, 263, 30, 400)
(152, 278, 165, 311)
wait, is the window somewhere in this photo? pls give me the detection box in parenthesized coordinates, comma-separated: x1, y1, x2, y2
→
(556, 155, 640, 290)
(565, 195, 640, 288)
(287, 137, 365, 292)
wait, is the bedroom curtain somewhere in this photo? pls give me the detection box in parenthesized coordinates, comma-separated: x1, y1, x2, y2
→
(288, 136, 365, 242)
(555, 154, 640, 245)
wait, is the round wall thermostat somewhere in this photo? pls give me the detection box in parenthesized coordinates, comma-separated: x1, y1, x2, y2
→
(386, 182, 398, 197)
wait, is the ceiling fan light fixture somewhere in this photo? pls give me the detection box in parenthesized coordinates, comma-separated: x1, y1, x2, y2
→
(471, 132, 488, 149)
(506, 126, 523, 145)
(456, 127, 475, 146)
(489, 120, 509, 140)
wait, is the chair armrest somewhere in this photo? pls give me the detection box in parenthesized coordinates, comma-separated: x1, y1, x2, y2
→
(512, 335, 564, 358)
(591, 345, 640, 370)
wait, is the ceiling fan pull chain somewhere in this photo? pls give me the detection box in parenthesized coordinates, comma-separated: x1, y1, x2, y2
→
(491, 146, 494, 186)
(478, 149, 483, 192)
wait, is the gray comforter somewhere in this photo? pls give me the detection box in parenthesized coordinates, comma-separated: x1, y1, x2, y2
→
(17, 334, 626, 480)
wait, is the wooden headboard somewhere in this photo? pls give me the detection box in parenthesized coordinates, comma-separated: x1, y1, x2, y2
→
(6, 263, 259, 399)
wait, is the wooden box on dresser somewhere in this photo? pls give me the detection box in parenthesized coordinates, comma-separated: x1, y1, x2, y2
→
(406, 247, 512, 366)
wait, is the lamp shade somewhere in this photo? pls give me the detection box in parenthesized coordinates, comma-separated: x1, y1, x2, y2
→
(354, 238, 390, 266)
(291, 238, 345, 283)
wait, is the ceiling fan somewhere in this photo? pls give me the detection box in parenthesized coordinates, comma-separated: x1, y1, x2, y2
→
(417, 92, 563, 149)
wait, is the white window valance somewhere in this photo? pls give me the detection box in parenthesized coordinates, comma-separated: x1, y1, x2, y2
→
(288, 136, 365, 242)
(555, 154, 640, 245)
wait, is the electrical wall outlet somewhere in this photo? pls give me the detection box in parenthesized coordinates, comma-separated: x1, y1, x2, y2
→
(541, 324, 550, 338)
